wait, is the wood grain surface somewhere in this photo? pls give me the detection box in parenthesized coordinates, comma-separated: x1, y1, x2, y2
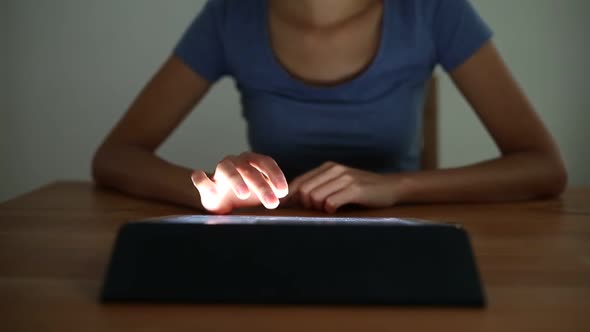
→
(1, 182, 589, 331)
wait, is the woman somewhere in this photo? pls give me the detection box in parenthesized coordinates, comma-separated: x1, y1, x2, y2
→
(92, 0, 567, 214)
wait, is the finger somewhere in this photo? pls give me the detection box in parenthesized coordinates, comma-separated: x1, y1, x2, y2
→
(215, 158, 251, 200)
(309, 175, 353, 211)
(191, 170, 223, 212)
(244, 153, 289, 198)
(299, 163, 347, 209)
(191, 170, 216, 196)
(289, 162, 335, 201)
(236, 164, 280, 209)
(324, 186, 363, 214)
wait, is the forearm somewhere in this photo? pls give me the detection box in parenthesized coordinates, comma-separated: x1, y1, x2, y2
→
(394, 151, 567, 204)
(92, 143, 204, 210)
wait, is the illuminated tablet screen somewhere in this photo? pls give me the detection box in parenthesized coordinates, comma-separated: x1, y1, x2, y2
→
(141, 215, 431, 226)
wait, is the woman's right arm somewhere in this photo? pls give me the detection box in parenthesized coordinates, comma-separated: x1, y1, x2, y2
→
(92, 56, 212, 210)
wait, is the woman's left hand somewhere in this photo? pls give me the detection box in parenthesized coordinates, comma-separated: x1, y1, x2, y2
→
(288, 162, 407, 213)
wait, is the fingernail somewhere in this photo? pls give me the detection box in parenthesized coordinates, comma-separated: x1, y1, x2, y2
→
(237, 184, 249, 197)
(275, 187, 289, 199)
(264, 193, 277, 205)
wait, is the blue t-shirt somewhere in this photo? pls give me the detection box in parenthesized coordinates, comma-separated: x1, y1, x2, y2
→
(174, 0, 492, 180)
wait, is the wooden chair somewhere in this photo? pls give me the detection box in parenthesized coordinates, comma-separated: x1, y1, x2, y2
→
(420, 77, 439, 170)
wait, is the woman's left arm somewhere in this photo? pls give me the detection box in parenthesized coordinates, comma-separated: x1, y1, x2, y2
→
(290, 41, 567, 212)
(393, 41, 567, 204)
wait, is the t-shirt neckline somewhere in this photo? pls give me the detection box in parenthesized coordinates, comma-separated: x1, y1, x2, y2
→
(259, 0, 390, 93)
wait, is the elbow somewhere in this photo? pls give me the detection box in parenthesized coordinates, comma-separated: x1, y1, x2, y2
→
(91, 147, 104, 185)
(546, 164, 568, 197)
(91, 144, 112, 187)
(537, 155, 568, 199)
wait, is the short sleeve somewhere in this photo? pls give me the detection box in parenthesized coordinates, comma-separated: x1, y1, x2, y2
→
(173, 0, 228, 82)
(432, 0, 493, 72)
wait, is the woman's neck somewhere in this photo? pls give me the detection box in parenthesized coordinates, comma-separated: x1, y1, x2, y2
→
(269, 0, 380, 29)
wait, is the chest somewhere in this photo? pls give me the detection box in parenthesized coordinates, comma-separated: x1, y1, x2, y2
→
(268, 3, 384, 87)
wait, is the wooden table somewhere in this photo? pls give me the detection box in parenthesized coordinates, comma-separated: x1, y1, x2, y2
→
(1, 182, 589, 331)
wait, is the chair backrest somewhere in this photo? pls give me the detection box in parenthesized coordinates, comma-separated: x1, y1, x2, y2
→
(421, 77, 439, 170)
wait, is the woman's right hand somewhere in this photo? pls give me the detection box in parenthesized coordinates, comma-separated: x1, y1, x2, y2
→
(191, 152, 289, 214)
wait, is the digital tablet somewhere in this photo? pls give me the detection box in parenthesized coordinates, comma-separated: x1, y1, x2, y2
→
(101, 215, 485, 306)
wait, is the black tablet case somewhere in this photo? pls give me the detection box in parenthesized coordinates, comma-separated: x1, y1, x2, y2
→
(101, 217, 485, 306)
